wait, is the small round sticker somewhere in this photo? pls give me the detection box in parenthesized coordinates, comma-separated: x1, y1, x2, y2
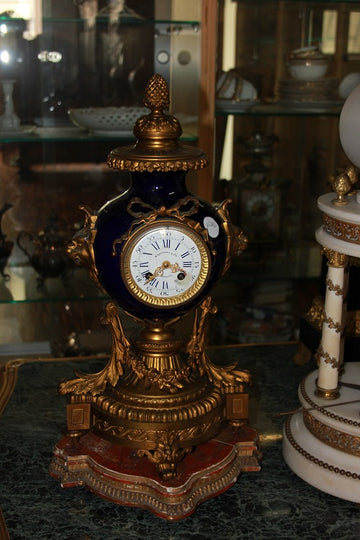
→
(203, 216, 219, 238)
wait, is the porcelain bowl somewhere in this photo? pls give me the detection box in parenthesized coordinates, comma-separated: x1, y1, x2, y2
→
(216, 70, 258, 102)
(288, 57, 329, 81)
(68, 106, 147, 136)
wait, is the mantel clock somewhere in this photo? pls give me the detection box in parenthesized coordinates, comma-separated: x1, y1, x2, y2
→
(49, 75, 260, 520)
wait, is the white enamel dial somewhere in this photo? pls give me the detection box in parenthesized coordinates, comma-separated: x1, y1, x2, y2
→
(121, 220, 211, 307)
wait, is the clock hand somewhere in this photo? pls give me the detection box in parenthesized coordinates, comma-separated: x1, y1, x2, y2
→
(145, 264, 164, 283)
(169, 262, 180, 273)
(145, 261, 187, 283)
(169, 262, 187, 280)
(169, 262, 187, 275)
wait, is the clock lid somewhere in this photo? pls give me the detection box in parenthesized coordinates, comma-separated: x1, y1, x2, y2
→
(106, 74, 208, 173)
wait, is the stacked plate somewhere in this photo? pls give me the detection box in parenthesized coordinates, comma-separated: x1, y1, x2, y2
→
(277, 78, 341, 110)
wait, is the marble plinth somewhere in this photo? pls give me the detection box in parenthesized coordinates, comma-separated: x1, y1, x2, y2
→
(50, 425, 261, 521)
(283, 362, 360, 502)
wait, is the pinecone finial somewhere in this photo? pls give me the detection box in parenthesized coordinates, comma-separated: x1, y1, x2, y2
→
(143, 74, 170, 112)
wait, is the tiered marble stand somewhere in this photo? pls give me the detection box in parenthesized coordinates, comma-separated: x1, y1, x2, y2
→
(283, 191, 360, 502)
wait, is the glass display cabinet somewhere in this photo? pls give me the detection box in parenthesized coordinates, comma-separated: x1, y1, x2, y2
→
(210, 0, 360, 346)
(0, 0, 359, 355)
(0, 0, 217, 355)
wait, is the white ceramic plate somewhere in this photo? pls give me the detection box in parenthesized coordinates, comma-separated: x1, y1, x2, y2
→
(91, 129, 134, 137)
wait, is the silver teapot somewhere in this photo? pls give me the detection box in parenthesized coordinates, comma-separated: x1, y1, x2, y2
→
(17, 213, 72, 288)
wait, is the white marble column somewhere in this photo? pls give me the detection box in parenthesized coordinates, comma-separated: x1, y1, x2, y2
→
(316, 248, 348, 399)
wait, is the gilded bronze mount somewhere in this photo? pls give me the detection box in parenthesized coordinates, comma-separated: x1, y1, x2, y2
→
(58, 297, 251, 479)
(59, 74, 251, 480)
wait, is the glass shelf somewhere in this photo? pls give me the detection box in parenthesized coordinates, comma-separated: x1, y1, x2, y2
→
(0, 16, 200, 26)
(0, 127, 198, 144)
(0, 265, 106, 304)
(215, 103, 343, 117)
(43, 18, 201, 25)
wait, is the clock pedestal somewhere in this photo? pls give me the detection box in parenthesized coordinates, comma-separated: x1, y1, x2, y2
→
(50, 301, 261, 518)
(49, 75, 260, 517)
(50, 425, 260, 521)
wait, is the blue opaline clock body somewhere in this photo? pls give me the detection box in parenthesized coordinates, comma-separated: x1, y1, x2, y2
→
(93, 170, 227, 320)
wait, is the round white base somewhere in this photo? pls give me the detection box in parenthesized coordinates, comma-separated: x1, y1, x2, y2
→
(282, 363, 360, 503)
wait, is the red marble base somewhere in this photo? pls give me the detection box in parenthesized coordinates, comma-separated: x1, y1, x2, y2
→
(49, 425, 261, 521)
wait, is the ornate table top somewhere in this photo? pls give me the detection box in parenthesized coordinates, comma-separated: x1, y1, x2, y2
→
(2, 344, 360, 538)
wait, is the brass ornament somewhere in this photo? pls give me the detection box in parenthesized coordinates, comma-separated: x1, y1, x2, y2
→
(112, 195, 204, 248)
(321, 247, 348, 268)
(137, 431, 191, 480)
(323, 313, 342, 333)
(91, 388, 223, 426)
(344, 164, 358, 187)
(107, 156, 208, 173)
(314, 384, 340, 400)
(58, 302, 130, 396)
(303, 410, 360, 456)
(306, 297, 360, 338)
(215, 199, 248, 276)
(305, 296, 324, 331)
(323, 214, 360, 245)
(106, 74, 208, 172)
(330, 165, 358, 205)
(143, 73, 170, 110)
(186, 296, 251, 389)
(127, 356, 191, 392)
(300, 378, 360, 427)
(331, 172, 352, 205)
(58, 296, 250, 478)
(325, 277, 345, 297)
(66, 205, 103, 290)
(315, 344, 341, 370)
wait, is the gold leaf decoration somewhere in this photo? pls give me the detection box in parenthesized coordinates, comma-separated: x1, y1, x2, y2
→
(186, 297, 251, 387)
(215, 199, 248, 276)
(58, 302, 130, 396)
(143, 73, 170, 111)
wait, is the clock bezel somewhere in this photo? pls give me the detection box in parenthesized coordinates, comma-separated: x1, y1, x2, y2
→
(120, 219, 211, 308)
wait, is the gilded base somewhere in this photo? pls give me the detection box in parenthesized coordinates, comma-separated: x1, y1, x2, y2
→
(93, 376, 224, 438)
(60, 299, 251, 479)
(49, 425, 261, 521)
(67, 378, 228, 479)
(314, 382, 340, 400)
